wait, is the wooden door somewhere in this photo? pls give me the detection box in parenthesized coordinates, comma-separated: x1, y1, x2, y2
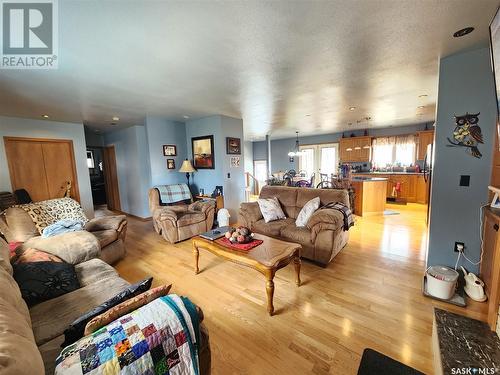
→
(416, 175, 428, 204)
(406, 175, 417, 202)
(417, 131, 434, 160)
(41, 142, 80, 200)
(103, 145, 121, 211)
(4, 137, 79, 202)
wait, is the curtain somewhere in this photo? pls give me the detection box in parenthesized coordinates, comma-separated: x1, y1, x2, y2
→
(372, 137, 395, 167)
(395, 135, 416, 166)
(372, 135, 416, 167)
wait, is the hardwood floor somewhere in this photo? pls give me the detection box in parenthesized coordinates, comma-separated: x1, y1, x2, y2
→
(110, 203, 487, 374)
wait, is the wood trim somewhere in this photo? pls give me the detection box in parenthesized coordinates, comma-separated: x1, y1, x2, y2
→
(3, 136, 80, 202)
(103, 145, 121, 211)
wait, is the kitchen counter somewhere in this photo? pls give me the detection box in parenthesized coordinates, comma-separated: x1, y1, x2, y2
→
(350, 178, 387, 216)
(353, 171, 424, 175)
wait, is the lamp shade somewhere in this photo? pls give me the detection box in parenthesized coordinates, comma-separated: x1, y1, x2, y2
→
(179, 159, 196, 173)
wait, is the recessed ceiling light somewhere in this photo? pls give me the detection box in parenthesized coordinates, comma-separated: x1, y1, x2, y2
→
(349, 107, 356, 111)
(453, 27, 474, 38)
(418, 94, 428, 98)
(418, 105, 425, 109)
(42, 114, 49, 119)
(183, 115, 190, 119)
(112, 116, 119, 121)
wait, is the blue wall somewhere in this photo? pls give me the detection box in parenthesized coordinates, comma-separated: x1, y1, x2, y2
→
(427, 47, 497, 273)
(104, 126, 152, 218)
(185, 115, 245, 221)
(253, 123, 430, 173)
(145, 116, 187, 186)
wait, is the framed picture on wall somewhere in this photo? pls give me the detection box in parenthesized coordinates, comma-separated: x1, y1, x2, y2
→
(166, 159, 175, 170)
(226, 137, 241, 154)
(192, 135, 215, 169)
(163, 145, 177, 156)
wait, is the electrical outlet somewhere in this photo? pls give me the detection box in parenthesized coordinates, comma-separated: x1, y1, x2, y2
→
(454, 242, 465, 253)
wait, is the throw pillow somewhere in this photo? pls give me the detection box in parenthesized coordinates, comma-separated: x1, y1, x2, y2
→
(84, 284, 172, 335)
(257, 197, 286, 223)
(13, 261, 80, 307)
(61, 277, 153, 348)
(13, 247, 63, 264)
(295, 197, 321, 227)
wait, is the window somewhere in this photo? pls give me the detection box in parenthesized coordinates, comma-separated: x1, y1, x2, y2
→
(372, 136, 416, 167)
(253, 160, 268, 184)
(299, 143, 339, 185)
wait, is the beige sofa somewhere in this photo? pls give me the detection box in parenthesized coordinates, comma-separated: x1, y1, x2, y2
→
(239, 186, 350, 265)
(0, 237, 211, 375)
(148, 188, 215, 243)
(0, 201, 127, 265)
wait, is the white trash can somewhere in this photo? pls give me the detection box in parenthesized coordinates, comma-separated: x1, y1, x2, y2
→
(426, 266, 459, 300)
(217, 208, 230, 227)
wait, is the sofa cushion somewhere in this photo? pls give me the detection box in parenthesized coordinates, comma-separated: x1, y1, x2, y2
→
(259, 186, 298, 218)
(280, 224, 312, 246)
(30, 275, 130, 345)
(253, 218, 294, 237)
(62, 277, 153, 347)
(13, 247, 63, 264)
(257, 197, 286, 223)
(0, 207, 38, 242)
(13, 262, 80, 307)
(75, 258, 118, 287)
(0, 298, 44, 375)
(84, 284, 172, 335)
(92, 229, 119, 248)
(295, 197, 320, 227)
(296, 187, 350, 208)
(22, 231, 100, 265)
(177, 211, 205, 227)
(0, 238, 13, 275)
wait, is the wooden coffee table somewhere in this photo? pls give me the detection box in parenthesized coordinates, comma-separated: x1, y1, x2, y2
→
(192, 234, 301, 316)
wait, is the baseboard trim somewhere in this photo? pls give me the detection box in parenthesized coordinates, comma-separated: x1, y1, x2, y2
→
(112, 209, 152, 222)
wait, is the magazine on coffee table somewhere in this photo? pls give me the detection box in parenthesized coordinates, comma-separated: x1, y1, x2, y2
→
(199, 226, 232, 240)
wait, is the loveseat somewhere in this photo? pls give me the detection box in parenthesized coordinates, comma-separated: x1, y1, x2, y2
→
(0, 197, 127, 264)
(239, 186, 350, 265)
(0, 237, 211, 375)
(148, 188, 215, 243)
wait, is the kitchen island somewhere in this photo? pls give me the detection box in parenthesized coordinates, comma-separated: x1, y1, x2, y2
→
(353, 172, 429, 204)
(350, 177, 387, 216)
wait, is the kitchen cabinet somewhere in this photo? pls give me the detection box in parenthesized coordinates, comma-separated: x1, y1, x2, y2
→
(339, 136, 371, 162)
(416, 175, 429, 204)
(417, 130, 434, 160)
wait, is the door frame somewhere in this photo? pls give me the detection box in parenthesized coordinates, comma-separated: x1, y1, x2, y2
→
(3, 136, 80, 202)
(102, 145, 121, 211)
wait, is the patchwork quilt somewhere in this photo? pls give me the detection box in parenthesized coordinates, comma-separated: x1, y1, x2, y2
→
(55, 295, 200, 375)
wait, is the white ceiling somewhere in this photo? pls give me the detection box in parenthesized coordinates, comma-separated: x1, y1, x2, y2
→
(0, 0, 498, 140)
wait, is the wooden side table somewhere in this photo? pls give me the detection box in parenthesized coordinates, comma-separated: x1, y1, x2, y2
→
(194, 194, 224, 212)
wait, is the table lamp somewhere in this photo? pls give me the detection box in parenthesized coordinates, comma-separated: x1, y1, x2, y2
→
(179, 159, 196, 187)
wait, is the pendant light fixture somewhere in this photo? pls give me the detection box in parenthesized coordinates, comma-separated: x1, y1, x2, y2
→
(288, 131, 304, 157)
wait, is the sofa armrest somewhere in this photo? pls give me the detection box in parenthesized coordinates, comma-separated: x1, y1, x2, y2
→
(154, 207, 179, 224)
(239, 202, 262, 227)
(85, 215, 127, 232)
(306, 209, 344, 242)
(21, 231, 100, 264)
(188, 200, 215, 214)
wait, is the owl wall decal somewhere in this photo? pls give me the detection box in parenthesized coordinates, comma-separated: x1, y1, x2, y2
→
(446, 112, 484, 158)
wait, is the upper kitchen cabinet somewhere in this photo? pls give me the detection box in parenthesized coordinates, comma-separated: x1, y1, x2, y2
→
(340, 136, 371, 162)
(417, 130, 434, 160)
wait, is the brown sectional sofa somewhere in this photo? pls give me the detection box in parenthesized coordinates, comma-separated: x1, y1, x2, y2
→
(0, 206, 127, 265)
(239, 186, 350, 265)
(0, 237, 212, 375)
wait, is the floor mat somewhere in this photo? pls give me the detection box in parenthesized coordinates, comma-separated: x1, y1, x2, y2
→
(357, 348, 424, 375)
(383, 210, 400, 215)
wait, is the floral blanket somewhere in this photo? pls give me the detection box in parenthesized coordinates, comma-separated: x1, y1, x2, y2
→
(55, 295, 200, 375)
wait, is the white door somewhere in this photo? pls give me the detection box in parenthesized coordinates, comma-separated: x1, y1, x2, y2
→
(253, 160, 267, 192)
(299, 143, 338, 186)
